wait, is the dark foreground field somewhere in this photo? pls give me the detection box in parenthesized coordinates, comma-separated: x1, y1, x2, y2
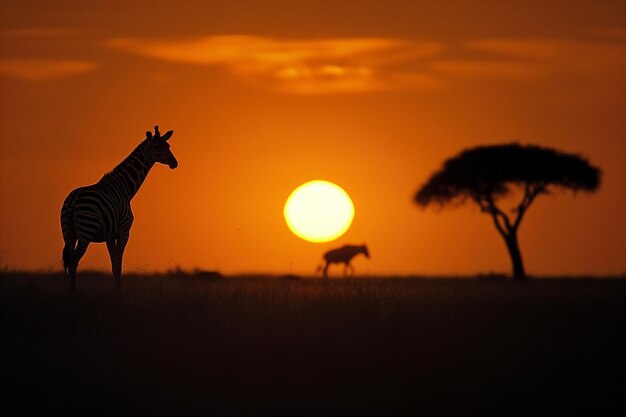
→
(1, 273, 624, 416)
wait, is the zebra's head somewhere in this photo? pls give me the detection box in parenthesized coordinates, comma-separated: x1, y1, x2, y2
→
(146, 126, 178, 169)
(361, 245, 370, 258)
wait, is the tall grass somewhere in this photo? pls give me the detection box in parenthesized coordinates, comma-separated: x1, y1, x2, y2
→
(1, 272, 624, 416)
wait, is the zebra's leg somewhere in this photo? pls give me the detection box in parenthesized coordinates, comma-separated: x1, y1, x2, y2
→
(106, 239, 118, 279)
(107, 233, 129, 290)
(62, 238, 76, 274)
(68, 240, 89, 291)
(323, 262, 330, 279)
(343, 262, 349, 277)
(348, 263, 356, 276)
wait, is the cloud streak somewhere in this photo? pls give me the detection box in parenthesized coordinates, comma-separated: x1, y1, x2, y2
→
(429, 60, 542, 81)
(0, 59, 97, 81)
(106, 35, 626, 94)
(0, 28, 82, 38)
(106, 35, 442, 94)
(466, 39, 626, 76)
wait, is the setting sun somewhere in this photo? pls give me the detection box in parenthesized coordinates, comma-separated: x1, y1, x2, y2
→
(284, 180, 355, 243)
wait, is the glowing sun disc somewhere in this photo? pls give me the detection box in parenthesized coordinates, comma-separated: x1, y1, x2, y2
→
(284, 180, 355, 242)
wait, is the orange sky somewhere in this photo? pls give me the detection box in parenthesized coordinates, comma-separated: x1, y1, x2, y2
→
(1, 0, 625, 275)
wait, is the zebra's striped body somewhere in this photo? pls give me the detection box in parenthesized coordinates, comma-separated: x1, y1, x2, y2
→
(321, 244, 370, 278)
(61, 126, 177, 289)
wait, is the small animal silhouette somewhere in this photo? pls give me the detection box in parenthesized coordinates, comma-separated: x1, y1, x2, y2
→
(319, 244, 370, 278)
(60, 126, 178, 290)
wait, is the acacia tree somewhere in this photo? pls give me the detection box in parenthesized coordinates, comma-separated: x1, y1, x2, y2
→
(414, 144, 600, 279)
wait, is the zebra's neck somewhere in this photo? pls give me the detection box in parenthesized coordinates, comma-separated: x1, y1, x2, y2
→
(103, 140, 155, 200)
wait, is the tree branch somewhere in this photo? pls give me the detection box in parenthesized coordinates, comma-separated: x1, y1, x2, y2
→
(512, 181, 547, 230)
(489, 211, 508, 238)
(472, 193, 490, 213)
(472, 193, 511, 237)
(485, 194, 512, 232)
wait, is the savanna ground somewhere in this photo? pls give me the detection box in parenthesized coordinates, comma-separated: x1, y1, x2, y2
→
(1, 272, 624, 416)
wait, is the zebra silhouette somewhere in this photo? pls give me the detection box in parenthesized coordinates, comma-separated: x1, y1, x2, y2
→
(60, 126, 178, 290)
(319, 244, 370, 278)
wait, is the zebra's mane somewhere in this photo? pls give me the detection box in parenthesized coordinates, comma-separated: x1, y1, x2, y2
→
(101, 139, 150, 180)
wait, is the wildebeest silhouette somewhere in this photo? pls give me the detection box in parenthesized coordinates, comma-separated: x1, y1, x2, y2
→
(319, 244, 370, 278)
(60, 126, 178, 290)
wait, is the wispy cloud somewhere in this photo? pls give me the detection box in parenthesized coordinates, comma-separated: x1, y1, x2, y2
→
(468, 39, 570, 59)
(0, 59, 97, 81)
(430, 60, 542, 80)
(101, 35, 626, 93)
(592, 27, 626, 38)
(0, 28, 96, 82)
(0, 28, 82, 38)
(106, 35, 442, 94)
(423, 38, 626, 83)
(467, 39, 626, 75)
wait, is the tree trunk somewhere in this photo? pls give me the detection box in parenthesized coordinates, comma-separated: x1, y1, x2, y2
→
(504, 232, 526, 280)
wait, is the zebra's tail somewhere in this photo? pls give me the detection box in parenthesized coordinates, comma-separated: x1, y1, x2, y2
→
(61, 189, 80, 273)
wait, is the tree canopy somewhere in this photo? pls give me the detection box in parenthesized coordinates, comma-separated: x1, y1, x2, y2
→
(415, 143, 600, 208)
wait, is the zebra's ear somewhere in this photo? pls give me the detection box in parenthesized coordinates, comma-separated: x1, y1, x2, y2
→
(146, 131, 153, 140)
(161, 130, 174, 141)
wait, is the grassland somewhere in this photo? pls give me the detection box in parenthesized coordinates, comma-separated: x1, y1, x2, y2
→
(1, 272, 624, 416)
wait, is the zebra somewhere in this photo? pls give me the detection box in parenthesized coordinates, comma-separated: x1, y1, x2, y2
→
(319, 244, 370, 278)
(60, 126, 178, 290)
